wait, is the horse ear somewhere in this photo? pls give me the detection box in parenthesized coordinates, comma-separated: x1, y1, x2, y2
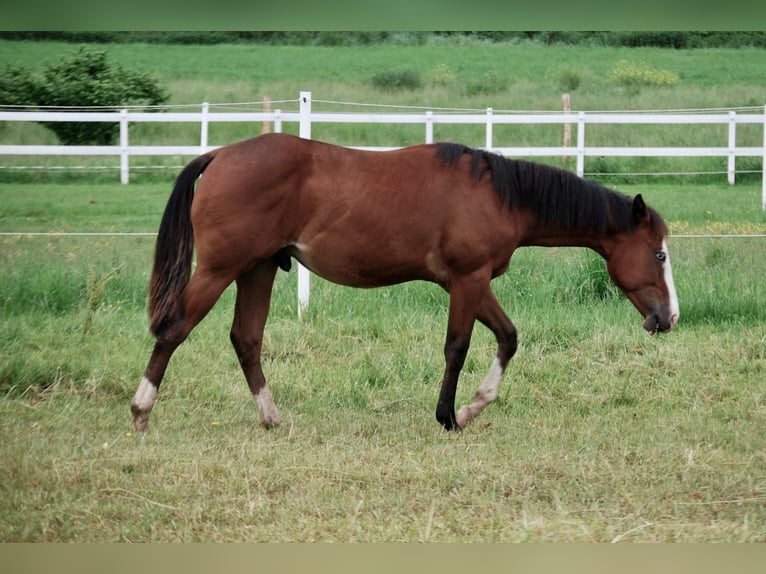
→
(632, 194, 649, 224)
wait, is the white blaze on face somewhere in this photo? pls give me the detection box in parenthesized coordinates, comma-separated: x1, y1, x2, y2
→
(662, 240, 680, 327)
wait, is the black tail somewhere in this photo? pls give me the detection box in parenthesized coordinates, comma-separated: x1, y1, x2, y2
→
(148, 154, 214, 336)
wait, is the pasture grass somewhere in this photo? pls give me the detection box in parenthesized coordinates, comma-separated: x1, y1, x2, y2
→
(1, 178, 765, 541)
(1, 39, 765, 541)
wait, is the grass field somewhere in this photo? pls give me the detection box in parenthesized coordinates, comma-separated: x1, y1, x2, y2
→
(1, 39, 765, 542)
(1, 177, 765, 542)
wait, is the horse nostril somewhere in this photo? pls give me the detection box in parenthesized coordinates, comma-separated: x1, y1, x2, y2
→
(670, 314, 679, 328)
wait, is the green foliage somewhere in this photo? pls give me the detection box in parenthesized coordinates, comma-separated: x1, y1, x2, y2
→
(0, 66, 37, 107)
(370, 68, 423, 91)
(1, 47, 169, 145)
(426, 63, 456, 86)
(3, 31, 766, 49)
(609, 59, 680, 88)
(612, 31, 690, 49)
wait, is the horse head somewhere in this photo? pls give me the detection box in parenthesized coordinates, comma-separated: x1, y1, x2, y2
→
(605, 195, 680, 334)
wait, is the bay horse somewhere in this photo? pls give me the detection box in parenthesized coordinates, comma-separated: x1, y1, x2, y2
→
(131, 133, 679, 433)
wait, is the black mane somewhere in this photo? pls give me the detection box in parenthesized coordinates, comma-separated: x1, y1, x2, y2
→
(435, 143, 666, 236)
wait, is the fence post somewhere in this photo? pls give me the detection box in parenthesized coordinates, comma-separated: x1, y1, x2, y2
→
(576, 111, 585, 177)
(485, 108, 493, 150)
(262, 96, 271, 135)
(274, 109, 282, 133)
(119, 109, 129, 184)
(562, 93, 571, 166)
(425, 111, 433, 144)
(297, 92, 312, 318)
(728, 111, 736, 185)
(200, 102, 209, 153)
(762, 105, 766, 211)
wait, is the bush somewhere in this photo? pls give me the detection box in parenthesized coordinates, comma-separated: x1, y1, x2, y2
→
(609, 59, 679, 88)
(426, 63, 456, 86)
(0, 66, 38, 107)
(614, 32, 689, 49)
(0, 47, 169, 145)
(370, 68, 423, 91)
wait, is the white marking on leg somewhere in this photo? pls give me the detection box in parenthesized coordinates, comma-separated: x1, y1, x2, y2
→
(133, 376, 158, 412)
(662, 240, 680, 328)
(131, 376, 158, 432)
(456, 356, 504, 429)
(254, 386, 282, 428)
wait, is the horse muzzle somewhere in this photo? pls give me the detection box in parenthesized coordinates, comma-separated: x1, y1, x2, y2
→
(643, 312, 679, 335)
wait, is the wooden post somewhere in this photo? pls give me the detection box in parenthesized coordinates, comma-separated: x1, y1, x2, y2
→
(562, 93, 571, 167)
(261, 95, 271, 134)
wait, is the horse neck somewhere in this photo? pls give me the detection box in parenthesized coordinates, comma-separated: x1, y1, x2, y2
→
(504, 159, 636, 258)
(518, 215, 614, 257)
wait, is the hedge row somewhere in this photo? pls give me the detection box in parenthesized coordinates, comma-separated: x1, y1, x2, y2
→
(2, 31, 766, 49)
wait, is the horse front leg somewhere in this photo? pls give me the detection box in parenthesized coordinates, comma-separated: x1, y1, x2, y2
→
(456, 289, 517, 429)
(435, 270, 491, 431)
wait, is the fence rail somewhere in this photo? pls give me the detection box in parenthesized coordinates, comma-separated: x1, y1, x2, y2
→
(2, 92, 765, 192)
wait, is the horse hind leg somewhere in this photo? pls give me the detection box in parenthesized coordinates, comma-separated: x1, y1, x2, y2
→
(229, 262, 282, 428)
(456, 289, 517, 429)
(131, 268, 231, 432)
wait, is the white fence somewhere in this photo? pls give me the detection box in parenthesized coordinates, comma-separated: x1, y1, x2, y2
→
(2, 91, 765, 194)
(2, 91, 766, 315)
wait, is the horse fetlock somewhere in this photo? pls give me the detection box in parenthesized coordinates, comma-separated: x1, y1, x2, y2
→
(131, 376, 158, 432)
(254, 387, 282, 428)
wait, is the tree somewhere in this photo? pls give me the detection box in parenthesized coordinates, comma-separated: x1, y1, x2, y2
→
(0, 47, 169, 145)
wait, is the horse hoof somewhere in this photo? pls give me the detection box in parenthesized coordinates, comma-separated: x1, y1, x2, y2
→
(456, 406, 471, 429)
(132, 409, 150, 432)
(260, 416, 282, 429)
(436, 412, 460, 432)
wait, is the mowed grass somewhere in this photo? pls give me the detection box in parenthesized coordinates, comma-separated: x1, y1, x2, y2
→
(1, 177, 765, 542)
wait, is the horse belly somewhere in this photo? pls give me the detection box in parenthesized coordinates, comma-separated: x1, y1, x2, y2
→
(290, 228, 435, 288)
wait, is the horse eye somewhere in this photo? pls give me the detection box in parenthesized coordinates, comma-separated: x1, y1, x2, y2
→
(655, 251, 666, 262)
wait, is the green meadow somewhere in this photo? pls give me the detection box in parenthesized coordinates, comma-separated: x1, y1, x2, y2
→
(0, 38, 765, 541)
